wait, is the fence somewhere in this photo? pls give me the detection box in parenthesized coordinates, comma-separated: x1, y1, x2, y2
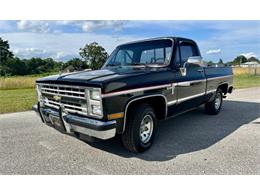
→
(232, 66, 260, 76)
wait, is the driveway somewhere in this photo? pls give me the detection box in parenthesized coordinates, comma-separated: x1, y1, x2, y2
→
(0, 87, 259, 174)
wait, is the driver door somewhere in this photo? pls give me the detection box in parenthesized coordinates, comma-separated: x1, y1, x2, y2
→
(175, 41, 206, 111)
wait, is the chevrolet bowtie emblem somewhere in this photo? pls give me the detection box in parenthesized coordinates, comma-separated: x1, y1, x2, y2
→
(53, 95, 61, 101)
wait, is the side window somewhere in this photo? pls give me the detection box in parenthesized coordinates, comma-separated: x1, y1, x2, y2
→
(179, 42, 197, 65)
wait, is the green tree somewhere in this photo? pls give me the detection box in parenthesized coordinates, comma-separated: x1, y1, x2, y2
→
(247, 56, 259, 63)
(79, 42, 108, 70)
(232, 55, 247, 66)
(0, 37, 14, 75)
(63, 58, 88, 72)
(207, 61, 215, 66)
(25, 58, 45, 74)
(5, 57, 28, 75)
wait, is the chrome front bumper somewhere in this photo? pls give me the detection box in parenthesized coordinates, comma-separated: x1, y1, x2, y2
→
(32, 104, 116, 140)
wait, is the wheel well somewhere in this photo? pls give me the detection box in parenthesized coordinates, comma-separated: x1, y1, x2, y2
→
(126, 96, 167, 121)
(218, 83, 228, 94)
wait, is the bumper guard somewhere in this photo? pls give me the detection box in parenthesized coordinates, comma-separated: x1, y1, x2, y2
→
(32, 104, 116, 140)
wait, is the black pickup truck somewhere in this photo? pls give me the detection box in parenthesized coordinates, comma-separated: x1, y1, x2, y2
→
(33, 37, 233, 152)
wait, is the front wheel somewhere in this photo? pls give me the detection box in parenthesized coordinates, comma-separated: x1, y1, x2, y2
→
(205, 88, 223, 115)
(121, 104, 157, 153)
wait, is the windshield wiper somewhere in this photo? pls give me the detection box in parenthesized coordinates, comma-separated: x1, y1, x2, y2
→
(106, 64, 122, 68)
(130, 62, 165, 67)
(107, 64, 118, 67)
(129, 62, 150, 67)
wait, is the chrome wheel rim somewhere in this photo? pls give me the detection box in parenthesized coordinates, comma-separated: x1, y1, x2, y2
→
(139, 114, 154, 144)
(214, 93, 221, 110)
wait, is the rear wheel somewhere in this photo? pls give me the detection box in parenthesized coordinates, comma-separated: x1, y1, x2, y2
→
(121, 103, 157, 153)
(205, 88, 223, 115)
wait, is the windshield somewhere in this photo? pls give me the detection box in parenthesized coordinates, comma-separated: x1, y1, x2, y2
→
(103, 39, 173, 68)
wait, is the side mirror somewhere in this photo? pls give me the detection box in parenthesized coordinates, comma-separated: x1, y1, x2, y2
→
(187, 56, 203, 66)
(180, 56, 203, 76)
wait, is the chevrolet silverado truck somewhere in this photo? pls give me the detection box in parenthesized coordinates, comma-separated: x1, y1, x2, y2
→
(33, 37, 233, 152)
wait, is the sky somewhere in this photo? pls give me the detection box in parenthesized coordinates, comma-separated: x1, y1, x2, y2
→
(0, 20, 259, 62)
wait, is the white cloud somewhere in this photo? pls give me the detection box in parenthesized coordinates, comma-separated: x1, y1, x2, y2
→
(16, 20, 127, 34)
(240, 52, 257, 59)
(52, 51, 76, 61)
(206, 49, 221, 55)
(57, 20, 126, 32)
(3, 20, 259, 62)
(13, 48, 47, 54)
(13, 47, 51, 59)
(81, 21, 125, 32)
(17, 20, 50, 33)
(54, 51, 65, 60)
(12, 47, 74, 61)
(1, 32, 142, 61)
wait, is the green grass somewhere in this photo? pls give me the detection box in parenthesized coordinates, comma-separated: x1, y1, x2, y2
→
(233, 74, 260, 89)
(0, 73, 260, 114)
(0, 72, 57, 90)
(0, 88, 37, 114)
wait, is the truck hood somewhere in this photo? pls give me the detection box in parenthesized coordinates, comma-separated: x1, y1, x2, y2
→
(36, 67, 172, 93)
(37, 68, 155, 83)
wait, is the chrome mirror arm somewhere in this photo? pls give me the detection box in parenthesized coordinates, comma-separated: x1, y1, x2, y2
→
(180, 62, 187, 76)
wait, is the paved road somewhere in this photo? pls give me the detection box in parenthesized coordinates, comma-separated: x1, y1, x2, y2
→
(0, 87, 259, 174)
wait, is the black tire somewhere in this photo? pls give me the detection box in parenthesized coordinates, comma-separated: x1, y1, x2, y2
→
(121, 103, 157, 153)
(205, 88, 223, 115)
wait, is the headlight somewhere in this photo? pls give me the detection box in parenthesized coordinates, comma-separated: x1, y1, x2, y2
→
(91, 105, 102, 115)
(86, 88, 103, 118)
(90, 89, 101, 100)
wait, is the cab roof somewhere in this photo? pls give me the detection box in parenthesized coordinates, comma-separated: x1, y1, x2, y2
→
(118, 36, 195, 47)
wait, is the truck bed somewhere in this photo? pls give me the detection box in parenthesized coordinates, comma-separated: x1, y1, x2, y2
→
(204, 66, 233, 94)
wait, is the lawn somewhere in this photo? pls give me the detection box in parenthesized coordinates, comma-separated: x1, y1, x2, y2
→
(233, 74, 260, 89)
(0, 88, 37, 114)
(0, 73, 56, 90)
(0, 72, 260, 114)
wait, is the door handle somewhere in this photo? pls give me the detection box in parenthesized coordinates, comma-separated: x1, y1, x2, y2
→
(197, 69, 203, 72)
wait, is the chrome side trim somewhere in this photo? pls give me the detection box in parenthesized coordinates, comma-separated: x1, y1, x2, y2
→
(177, 81, 191, 87)
(206, 89, 216, 94)
(122, 94, 168, 133)
(177, 92, 205, 104)
(176, 79, 206, 87)
(168, 91, 212, 106)
(102, 84, 171, 98)
(190, 79, 206, 83)
(207, 75, 233, 81)
(167, 100, 177, 106)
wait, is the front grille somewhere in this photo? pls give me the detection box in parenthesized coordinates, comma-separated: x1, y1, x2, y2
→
(41, 84, 86, 99)
(39, 83, 88, 116)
